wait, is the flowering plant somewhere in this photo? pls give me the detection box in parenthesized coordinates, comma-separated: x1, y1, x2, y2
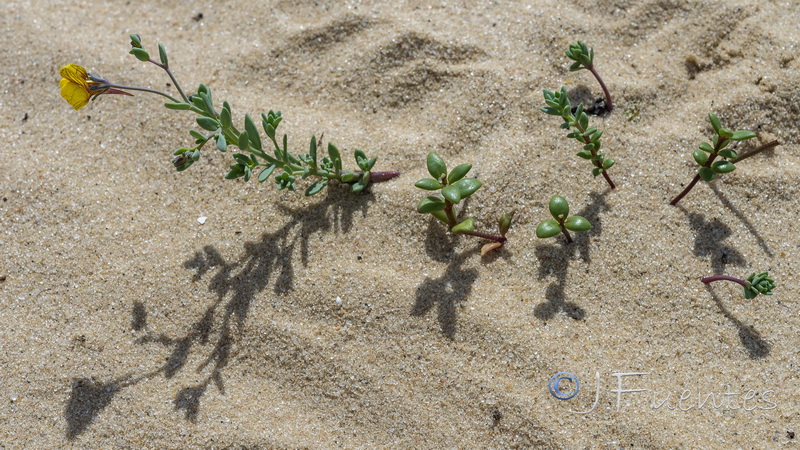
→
(59, 35, 399, 195)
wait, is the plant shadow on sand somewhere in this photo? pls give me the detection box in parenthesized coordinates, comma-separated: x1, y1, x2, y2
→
(64, 188, 374, 440)
(533, 191, 610, 321)
(412, 218, 480, 339)
(678, 205, 771, 358)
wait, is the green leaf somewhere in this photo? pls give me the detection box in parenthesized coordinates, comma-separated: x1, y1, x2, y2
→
(196, 117, 220, 131)
(244, 166, 252, 182)
(233, 153, 250, 165)
(592, 167, 602, 177)
(602, 158, 615, 170)
(536, 220, 562, 238)
(309, 136, 318, 167)
(238, 130, 250, 151)
(415, 178, 442, 190)
(164, 102, 191, 110)
(244, 114, 261, 150)
(354, 149, 368, 171)
(698, 142, 714, 153)
(698, 166, 716, 182)
(579, 112, 589, 130)
(305, 181, 327, 196)
(541, 107, 561, 116)
(189, 130, 205, 141)
(718, 128, 733, 139)
(564, 215, 591, 232)
(451, 218, 475, 234)
(220, 106, 232, 128)
(341, 171, 356, 183)
(426, 152, 447, 180)
(328, 143, 342, 174)
(350, 172, 370, 193)
(711, 160, 736, 174)
(693, 149, 709, 165)
(441, 184, 461, 204)
(417, 196, 445, 213)
(258, 164, 275, 182)
(365, 157, 377, 171)
(497, 211, 514, 236)
(576, 150, 592, 160)
(158, 43, 168, 66)
(718, 149, 737, 159)
(709, 114, 722, 134)
(431, 210, 449, 224)
(225, 164, 244, 179)
(130, 48, 150, 62)
(453, 178, 482, 199)
(447, 164, 472, 184)
(548, 195, 569, 219)
(731, 130, 756, 141)
(216, 134, 227, 152)
(199, 92, 214, 116)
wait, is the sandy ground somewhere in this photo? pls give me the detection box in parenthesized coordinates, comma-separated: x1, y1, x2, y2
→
(1, 0, 799, 447)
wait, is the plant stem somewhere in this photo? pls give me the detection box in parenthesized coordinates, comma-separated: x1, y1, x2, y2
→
(669, 174, 702, 206)
(559, 224, 573, 244)
(462, 231, 507, 243)
(669, 138, 727, 206)
(701, 275, 747, 287)
(368, 171, 401, 183)
(587, 65, 613, 112)
(732, 140, 781, 163)
(442, 197, 506, 243)
(149, 59, 189, 103)
(105, 83, 180, 103)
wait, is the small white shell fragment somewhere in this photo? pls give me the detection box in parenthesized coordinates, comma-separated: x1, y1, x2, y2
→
(197, 216, 207, 225)
(335, 296, 343, 306)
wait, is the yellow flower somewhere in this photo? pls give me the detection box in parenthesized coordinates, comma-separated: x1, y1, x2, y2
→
(59, 64, 101, 110)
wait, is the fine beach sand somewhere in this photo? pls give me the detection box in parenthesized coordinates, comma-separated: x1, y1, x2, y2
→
(2, 0, 799, 447)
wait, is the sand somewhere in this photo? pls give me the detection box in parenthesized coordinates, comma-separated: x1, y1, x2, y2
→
(1, 0, 799, 447)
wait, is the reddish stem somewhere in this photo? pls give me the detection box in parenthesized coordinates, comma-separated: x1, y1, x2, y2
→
(701, 275, 747, 287)
(669, 174, 702, 206)
(368, 171, 401, 183)
(560, 223, 573, 244)
(670, 143, 722, 206)
(462, 231, 507, 243)
(587, 65, 613, 112)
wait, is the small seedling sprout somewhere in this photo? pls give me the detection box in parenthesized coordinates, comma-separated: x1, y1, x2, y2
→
(535, 195, 591, 244)
(565, 41, 613, 112)
(542, 87, 616, 189)
(670, 114, 780, 205)
(415, 153, 513, 254)
(701, 272, 775, 299)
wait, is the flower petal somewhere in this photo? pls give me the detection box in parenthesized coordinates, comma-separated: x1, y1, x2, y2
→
(60, 79, 90, 110)
(59, 64, 89, 89)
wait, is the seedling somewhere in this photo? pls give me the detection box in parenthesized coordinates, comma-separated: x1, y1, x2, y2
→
(669, 114, 780, 205)
(415, 153, 513, 254)
(536, 196, 591, 244)
(542, 87, 616, 189)
(565, 41, 613, 112)
(701, 272, 775, 299)
(59, 35, 399, 196)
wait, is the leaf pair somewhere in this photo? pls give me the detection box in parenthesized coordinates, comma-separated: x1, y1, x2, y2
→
(536, 196, 591, 241)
